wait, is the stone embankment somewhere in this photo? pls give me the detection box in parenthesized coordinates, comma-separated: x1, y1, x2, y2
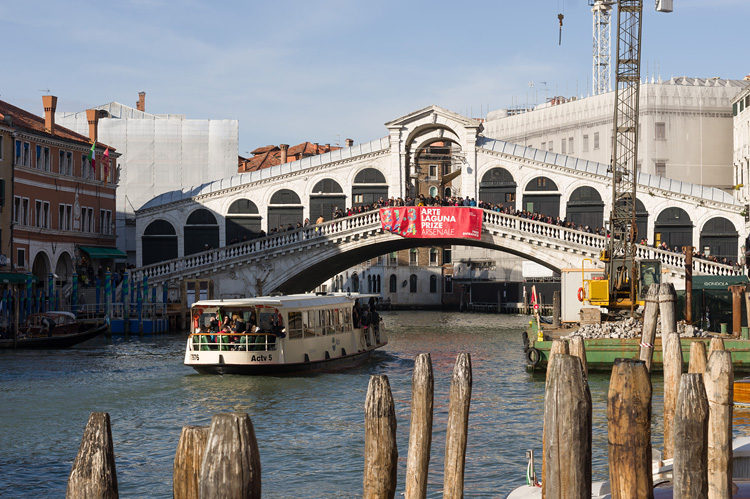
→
(564, 317, 708, 340)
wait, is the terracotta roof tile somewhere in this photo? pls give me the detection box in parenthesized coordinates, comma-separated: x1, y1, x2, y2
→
(238, 141, 343, 172)
(0, 99, 113, 150)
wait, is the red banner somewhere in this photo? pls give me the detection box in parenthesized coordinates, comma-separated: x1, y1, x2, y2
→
(379, 207, 482, 240)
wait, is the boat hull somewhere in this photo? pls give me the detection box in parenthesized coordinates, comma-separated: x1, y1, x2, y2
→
(190, 348, 378, 375)
(0, 322, 108, 349)
(526, 336, 750, 372)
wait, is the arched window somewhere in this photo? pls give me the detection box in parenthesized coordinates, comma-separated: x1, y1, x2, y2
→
(351, 273, 360, 293)
(352, 168, 388, 207)
(429, 248, 438, 266)
(226, 199, 262, 243)
(310, 178, 346, 222)
(184, 209, 219, 256)
(367, 274, 373, 293)
(376, 275, 381, 293)
(409, 274, 418, 293)
(268, 189, 303, 231)
(409, 248, 418, 266)
(142, 219, 178, 265)
(429, 275, 437, 293)
(389, 274, 397, 293)
(429, 186, 438, 197)
(479, 167, 517, 208)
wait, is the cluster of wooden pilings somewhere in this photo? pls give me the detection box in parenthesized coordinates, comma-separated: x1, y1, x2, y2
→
(542, 282, 735, 498)
(65, 353, 473, 499)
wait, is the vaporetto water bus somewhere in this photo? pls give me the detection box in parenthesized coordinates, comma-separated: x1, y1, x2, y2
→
(184, 293, 387, 375)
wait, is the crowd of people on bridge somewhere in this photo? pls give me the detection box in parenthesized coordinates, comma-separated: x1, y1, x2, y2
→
(222, 193, 739, 269)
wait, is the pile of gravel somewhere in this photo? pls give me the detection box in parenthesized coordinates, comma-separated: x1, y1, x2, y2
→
(564, 317, 709, 340)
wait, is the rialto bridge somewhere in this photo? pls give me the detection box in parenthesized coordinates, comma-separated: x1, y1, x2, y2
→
(134, 105, 745, 296)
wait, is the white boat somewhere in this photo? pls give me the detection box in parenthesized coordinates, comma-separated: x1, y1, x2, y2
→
(506, 438, 750, 498)
(183, 293, 387, 375)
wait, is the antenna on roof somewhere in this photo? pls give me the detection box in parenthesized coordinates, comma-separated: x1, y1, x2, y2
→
(38, 88, 51, 94)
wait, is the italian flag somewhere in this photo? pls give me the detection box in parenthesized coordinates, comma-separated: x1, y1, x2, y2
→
(87, 142, 96, 172)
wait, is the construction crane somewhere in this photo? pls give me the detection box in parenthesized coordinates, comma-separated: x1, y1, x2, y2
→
(585, 0, 672, 314)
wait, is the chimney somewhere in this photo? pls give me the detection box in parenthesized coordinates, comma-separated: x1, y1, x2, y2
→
(325, 143, 330, 152)
(279, 144, 289, 164)
(137, 91, 146, 112)
(42, 95, 57, 134)
(345, 138, 353, 147)
(86, 109, 99, 144)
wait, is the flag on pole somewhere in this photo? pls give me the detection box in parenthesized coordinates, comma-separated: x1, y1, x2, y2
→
(102, 148, 110, 181)
(86, 142, 96, 173)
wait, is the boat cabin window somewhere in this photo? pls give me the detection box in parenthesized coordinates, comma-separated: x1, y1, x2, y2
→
(287, 311, 303, 339)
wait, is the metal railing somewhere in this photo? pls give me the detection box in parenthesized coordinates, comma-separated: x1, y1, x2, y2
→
(188, 332, 278, 352)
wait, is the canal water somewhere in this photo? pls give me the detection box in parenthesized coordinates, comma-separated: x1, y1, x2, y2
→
(0, 310, 744, 498)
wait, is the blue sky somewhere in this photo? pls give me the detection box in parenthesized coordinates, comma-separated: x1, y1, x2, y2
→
(2, 0, 747, 155)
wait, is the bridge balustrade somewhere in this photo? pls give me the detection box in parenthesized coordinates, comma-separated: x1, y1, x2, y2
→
(135, 208, 740, 283)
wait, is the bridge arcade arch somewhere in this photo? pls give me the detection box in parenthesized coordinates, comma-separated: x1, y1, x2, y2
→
(268, 189, 303, 230)
(654, 207, 693, 251)
(523, 177, 560, 218)
(185, 209, 219, 256)
(566, 186, 605, 229)
(479, 167, 516, 208)
(226, 199, 262, 243)
(31, 251, 51, 283)
(700, 217, 738, 261)
(352, 168, 387, 207)
(310, 178, 346, 222)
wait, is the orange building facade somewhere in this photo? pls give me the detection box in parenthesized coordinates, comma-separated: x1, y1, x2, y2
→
(0, 96, 121, 287)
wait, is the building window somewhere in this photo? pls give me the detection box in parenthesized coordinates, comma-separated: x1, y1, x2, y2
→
(59, 204, 72, 230)
(537, 178, 547, 188)
(82, 154, 93, 179)
(375, 275, 381, 293)
(16, 248, 25, 269)
(100, 209, 112, 234)
(0, 179, 5, 208)
(429, 248, 439, 266)
(34, 200, 49, 228)
(14, 197, 30, 226)
(35, 145, 42, 169)
(655, 162, 666, 177)
(59, 150, 73, 175)
(354, 194, 363, 204)
(82, 207, 94, 233)
(561, 139, 566, 154)
(593, 132, 600, 150)
(409, 248, 418, 266)
(443, 164, 451, 175)
(541, 142, 546, 150)
(429, 164, 437, 177)
(505, 193, 515, 202)
(0, 137, 3, 160)
(388, 251, 398, 266)
(568, 137, 574, 155)
(655, 122, 666, 140)
(429, 275, 437, 293)
(15, 140, 30, 167)
(389, 274, 397, 293)
(548, 142, 553, 152)
(583, 134, 589, 152)
(443, 248, 452, 264)
(409, 274, 418, 293)
(429, 186, 438, 197)
(444, 276, 453, 294)
(42, 147, 50, 171)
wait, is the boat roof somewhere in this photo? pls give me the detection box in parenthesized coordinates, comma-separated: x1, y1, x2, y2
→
(192, 293, 380, 311)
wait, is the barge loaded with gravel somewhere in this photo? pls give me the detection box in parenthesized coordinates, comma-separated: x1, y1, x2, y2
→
(522, 319, 750, 372)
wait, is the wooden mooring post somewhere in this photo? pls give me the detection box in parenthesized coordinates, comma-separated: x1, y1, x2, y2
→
(673, 373, 709, 499)
(405, 354, 434, 499)
(607, 359, 652, 499)
(443, 353, 472, 499)
(543, 354, 591, 499)
(199, 413, 261, 499)
(638, 284, 660, 372)
(66, 412, 119, 499)
(707, 350, 734, 499)
(659, 282, 677, 337)
(569, 336, 587, 378)
(729, 285, 745, 336)
(363, 375, 398, 499)
(663, 331, 684, 460)
(709, 337, 726, 358)
(688, 340, 708, 375)
(173, 425, 208, 499)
